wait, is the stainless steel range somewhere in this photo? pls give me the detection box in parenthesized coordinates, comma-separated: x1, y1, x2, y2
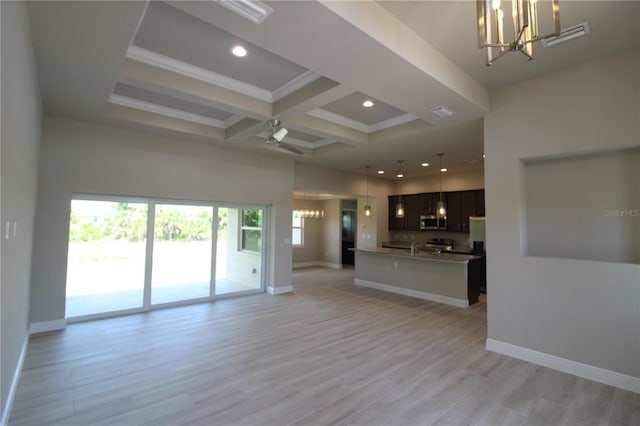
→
(424, 238, 454, 252)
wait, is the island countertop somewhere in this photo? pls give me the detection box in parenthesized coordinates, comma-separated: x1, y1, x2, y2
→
(354, 248, 483, 307)
(355, 247, 481, 263)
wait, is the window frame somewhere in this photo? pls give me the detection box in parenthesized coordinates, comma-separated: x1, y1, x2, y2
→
(240, 208, 263, 254)
(292, 215, 304, 247)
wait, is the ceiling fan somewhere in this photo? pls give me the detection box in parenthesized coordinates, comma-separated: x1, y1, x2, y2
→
(265, 119, 303, 155)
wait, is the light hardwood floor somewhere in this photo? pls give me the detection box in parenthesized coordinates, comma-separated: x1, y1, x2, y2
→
(9, 267, 639, 426)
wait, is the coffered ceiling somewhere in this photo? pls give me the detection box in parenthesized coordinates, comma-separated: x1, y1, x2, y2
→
(26, 1, 640, 179)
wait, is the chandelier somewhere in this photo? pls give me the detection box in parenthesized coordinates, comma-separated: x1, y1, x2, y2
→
(477, 0, 560, 66)
(293, 192, 323, 219)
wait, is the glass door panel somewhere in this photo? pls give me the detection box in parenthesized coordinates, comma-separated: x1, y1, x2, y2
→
(151, 204, 213, 305)
(66, 200, 147, 318)
(215, 207, 263, 295)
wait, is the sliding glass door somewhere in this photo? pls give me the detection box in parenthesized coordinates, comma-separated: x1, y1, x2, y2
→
(65, 197, 266, 320)
(65, 200, 147, 317)
(151, 204, 214, 305)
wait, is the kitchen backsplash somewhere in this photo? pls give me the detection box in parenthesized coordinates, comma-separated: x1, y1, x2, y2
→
(389, 231, 472, 251)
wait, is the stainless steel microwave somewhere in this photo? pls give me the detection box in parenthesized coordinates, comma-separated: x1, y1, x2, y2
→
(420, 215, 447, 231)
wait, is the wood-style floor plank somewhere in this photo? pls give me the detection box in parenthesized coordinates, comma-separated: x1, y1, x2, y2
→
(8, 267, 634, 426)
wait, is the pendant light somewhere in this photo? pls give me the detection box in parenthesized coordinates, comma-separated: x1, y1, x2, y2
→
(395, 160, 405, 218)
(436, 153, 447, 218)
(364, 165, 372, 217)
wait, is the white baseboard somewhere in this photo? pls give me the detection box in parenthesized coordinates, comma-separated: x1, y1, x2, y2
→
(267, 285, 293, 295)
(1, 333, 28, 426)
(486, 338, 640, 394)
(354, 278, 469, 308)
(293, 261, 342, 270)
(29, 319, 66, 334)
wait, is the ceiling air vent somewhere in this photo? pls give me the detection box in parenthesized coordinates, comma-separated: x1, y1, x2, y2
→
(431, 106, 455, 118)
(216, 0, 274, 25)
(541, 22, 591, 48)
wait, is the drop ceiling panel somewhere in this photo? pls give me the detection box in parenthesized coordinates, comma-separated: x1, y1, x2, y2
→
(113, 83, 235, 121)
(134, 1, 309, 92)
(322, 92, 408, 125)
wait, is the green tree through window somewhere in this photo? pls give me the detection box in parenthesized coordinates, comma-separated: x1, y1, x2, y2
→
(241, 208, 262, 253)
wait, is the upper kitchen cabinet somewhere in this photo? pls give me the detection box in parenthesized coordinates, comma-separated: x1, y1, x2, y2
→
(447, 190, 485, 232)
(388, 194, 421, 231)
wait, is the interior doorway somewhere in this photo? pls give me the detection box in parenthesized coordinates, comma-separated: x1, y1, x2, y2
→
(341, 209, 356, 265)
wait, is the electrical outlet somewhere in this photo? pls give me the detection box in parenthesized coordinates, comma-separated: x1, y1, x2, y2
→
(394, 261, 398, 269)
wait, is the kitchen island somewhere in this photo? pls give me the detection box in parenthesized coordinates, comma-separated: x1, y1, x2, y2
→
(354, 248, 482, 307)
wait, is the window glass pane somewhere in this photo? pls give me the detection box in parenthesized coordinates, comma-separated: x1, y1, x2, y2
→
(66, 200, 147, 318)
(292, 216, 302, 227)
(292, 228, 302, 246)
(151, 204, 213, 305)
(242, 229, 262, 253)
(242, 209, 262, 227)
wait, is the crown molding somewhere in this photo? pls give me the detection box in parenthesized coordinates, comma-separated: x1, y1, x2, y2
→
(307, 109, 369, 133)
(126, 46, 319, 105)
(369, 114, 417, 133)
(126, 46, 272, 102)
(109, 94, 226, 128)
(307, 109, 417, 134)
(272, 70, 320, 102)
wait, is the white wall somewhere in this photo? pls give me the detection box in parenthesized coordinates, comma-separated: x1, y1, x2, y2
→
(485, 49, 640, 387)
(0, 1, 42, 420)
(30, 117, 294, 325)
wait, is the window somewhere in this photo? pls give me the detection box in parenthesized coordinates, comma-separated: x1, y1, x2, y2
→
(241, 208, 262, 253)
(292, 215, 303, 246)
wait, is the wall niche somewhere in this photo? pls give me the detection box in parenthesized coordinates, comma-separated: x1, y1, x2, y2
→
(523, 147, 639, 264)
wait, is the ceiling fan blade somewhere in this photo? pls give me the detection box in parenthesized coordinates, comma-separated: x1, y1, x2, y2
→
(272, 127, 288, 142)
(276, 141, 304, 155)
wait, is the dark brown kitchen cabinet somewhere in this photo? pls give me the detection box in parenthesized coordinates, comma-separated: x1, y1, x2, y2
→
(420, 192, 441, 216)
(388, 194, 420, 231)
(447, 190, 485, 232)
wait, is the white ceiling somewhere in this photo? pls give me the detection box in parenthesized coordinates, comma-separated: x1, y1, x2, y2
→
(26, 0, 640, 179)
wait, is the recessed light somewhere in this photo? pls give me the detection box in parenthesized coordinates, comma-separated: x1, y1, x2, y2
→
(362, 100, 374, 108)
(377, 170, 384, 175)
(440, 168, 447, 172)
(231, 45, 248, 57)
(396, 173, 404, 178)
(421, 162, 429, 167)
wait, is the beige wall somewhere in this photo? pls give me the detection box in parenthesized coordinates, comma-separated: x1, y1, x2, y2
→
(294, 163, 395, 248)
(292, 199, 324, 265)
(485, 49, 640, 380)
(322, 199, 342, 267)
(396, 168, 484, 195)
(0, 1, 42, 419)
(524, 149, 639, 264)
(30, 117, 295, 324)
